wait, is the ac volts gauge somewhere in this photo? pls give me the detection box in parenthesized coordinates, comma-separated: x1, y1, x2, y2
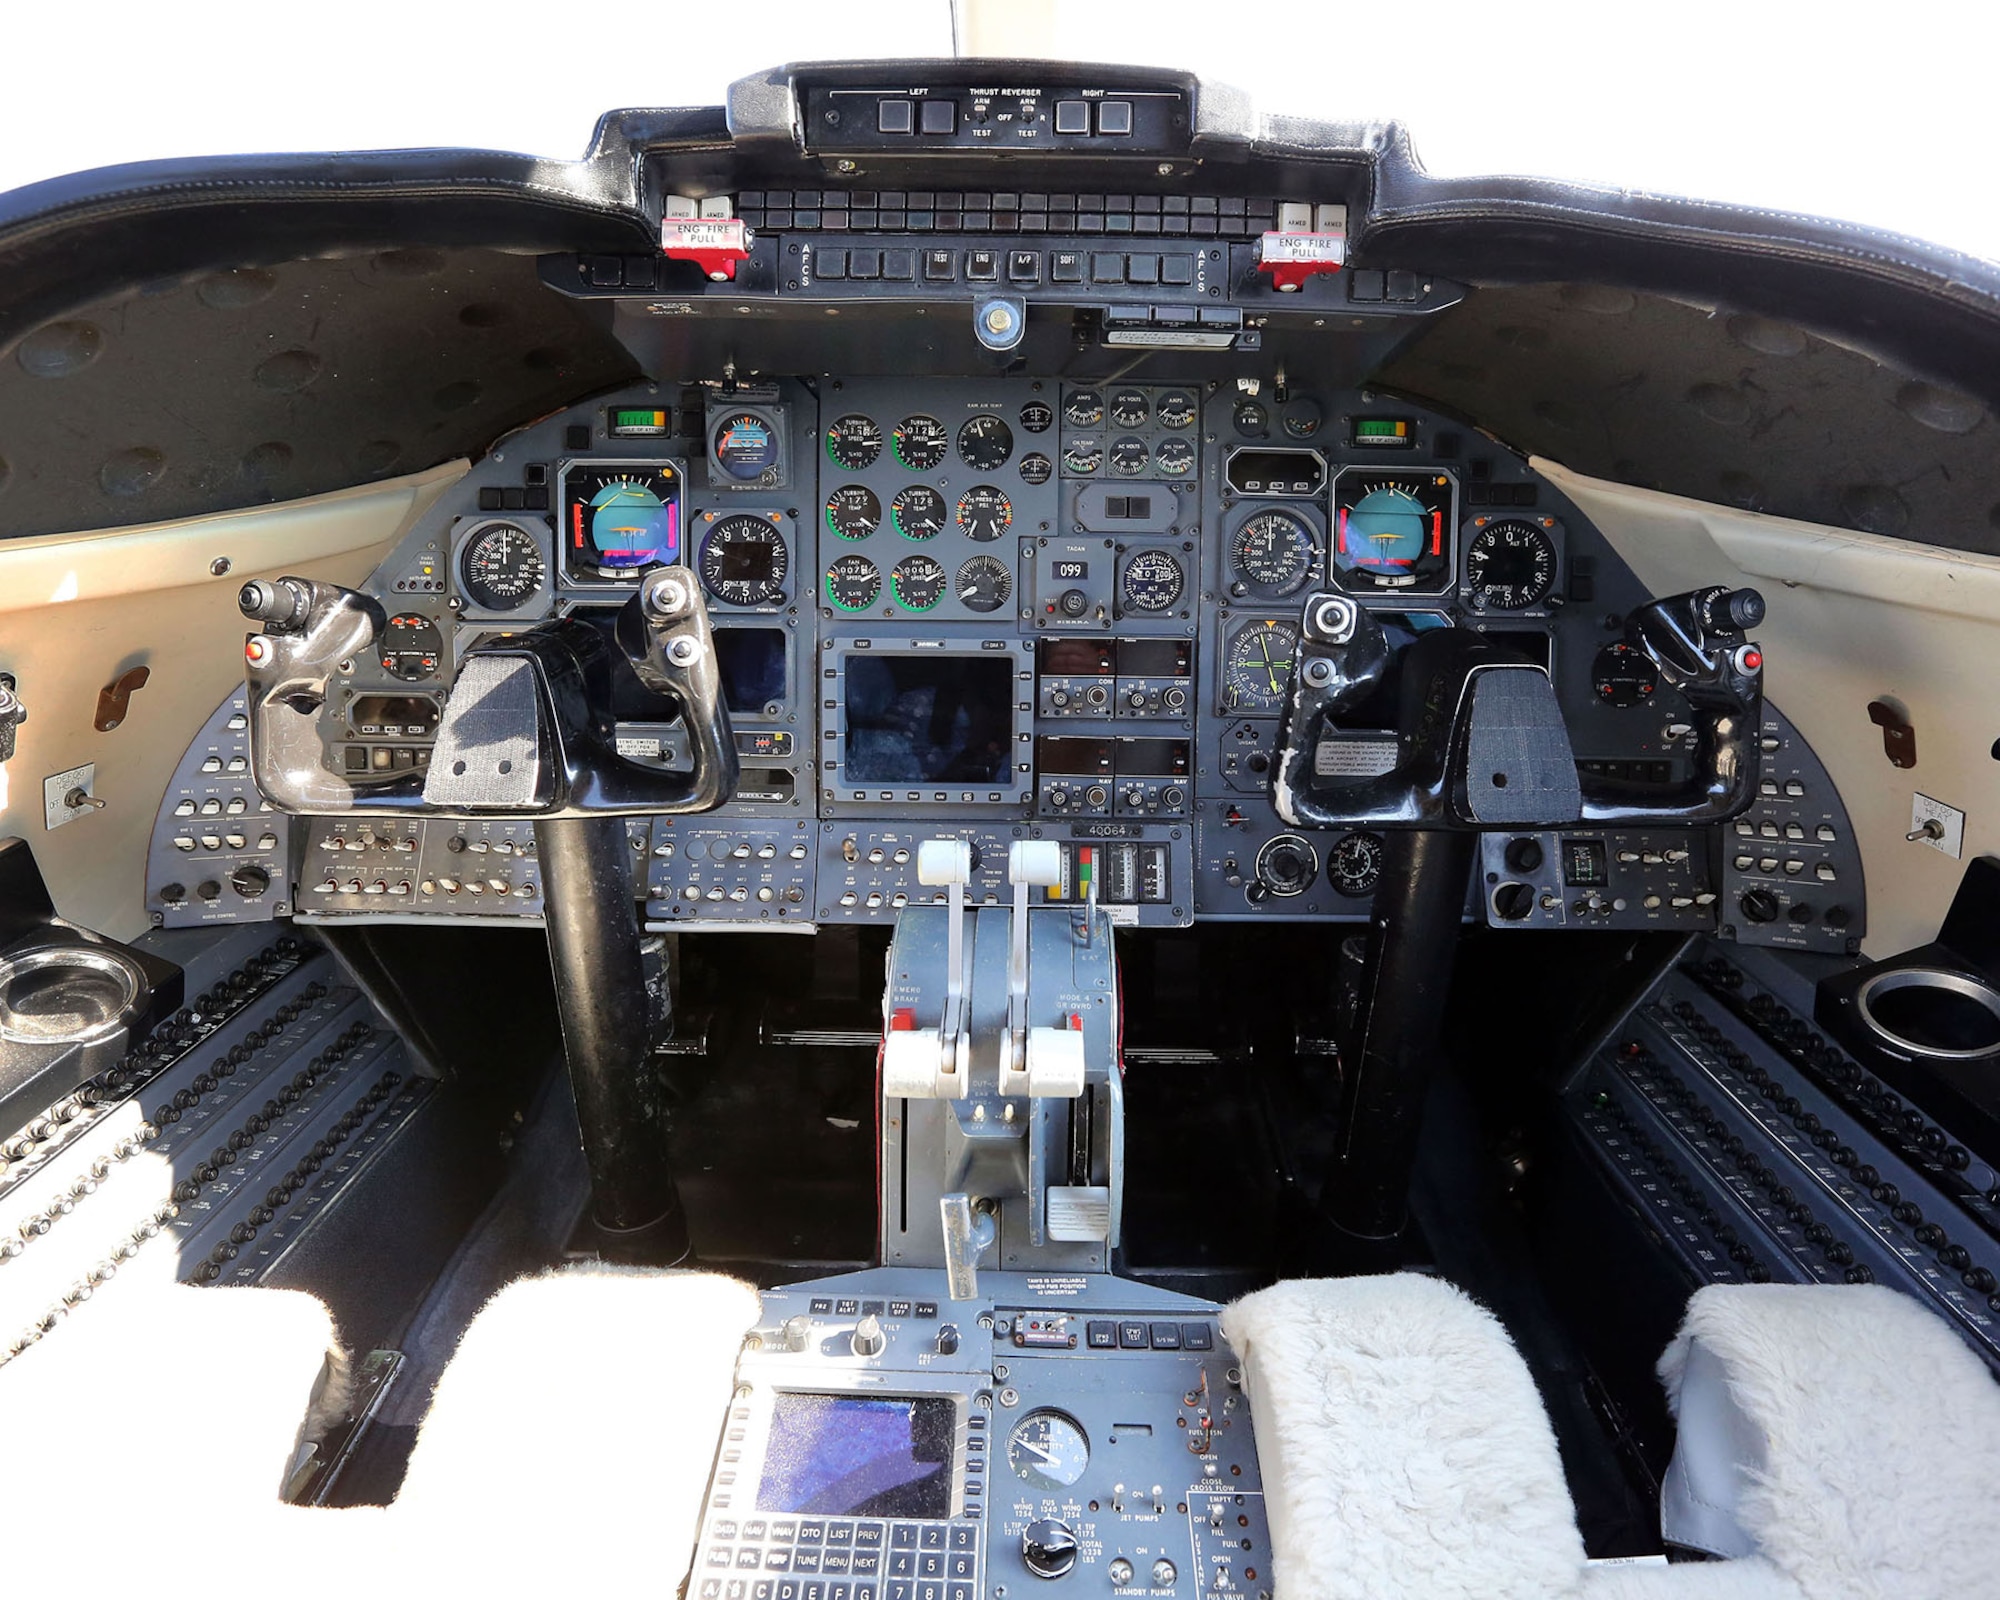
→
(1463, 518, 1559, 611)
(1331, 468, 1456, 594)
(697, 513, 789, 606)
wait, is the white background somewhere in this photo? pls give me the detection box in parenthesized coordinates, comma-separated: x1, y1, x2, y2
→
(0, 0, 1993, 264)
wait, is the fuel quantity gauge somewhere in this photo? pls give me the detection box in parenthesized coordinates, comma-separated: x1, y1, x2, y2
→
(1008, 1410, 1089, 1490)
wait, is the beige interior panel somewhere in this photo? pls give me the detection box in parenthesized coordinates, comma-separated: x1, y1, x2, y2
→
(1539, 457, 2000, 957)
(0, 463, 467, 943)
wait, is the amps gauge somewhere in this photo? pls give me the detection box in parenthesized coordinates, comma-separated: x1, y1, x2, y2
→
(450, 517, 553, 621)
(1330, 467, 1457, 596)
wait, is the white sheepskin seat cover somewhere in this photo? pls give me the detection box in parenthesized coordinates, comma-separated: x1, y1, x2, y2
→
(383, 1265, 762, 1586)
(1660, 1284, 2000, 1600)
(1220, 1274, 1587, 1600)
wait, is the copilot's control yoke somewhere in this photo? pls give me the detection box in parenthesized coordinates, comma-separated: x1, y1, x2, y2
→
(881, 841, 1124, 1297)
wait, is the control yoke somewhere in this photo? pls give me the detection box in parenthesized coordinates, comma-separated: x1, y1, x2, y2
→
(1273, 585, 1766, 832)
(239, 570, 738, 817)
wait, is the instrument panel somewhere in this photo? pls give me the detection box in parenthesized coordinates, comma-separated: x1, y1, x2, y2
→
(156, 372, 1856, 944)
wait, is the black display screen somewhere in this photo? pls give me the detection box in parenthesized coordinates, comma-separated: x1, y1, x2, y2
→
(716, 541, 777, 583)
(757, 1394, 956, 1518)
(715, 627, 787, 714)
(844, 654, 1012, 784)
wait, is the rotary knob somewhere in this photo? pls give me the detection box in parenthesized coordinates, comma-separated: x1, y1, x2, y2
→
(851, 1313, 886, 1358)
(1022, 1519, 1078, 1579)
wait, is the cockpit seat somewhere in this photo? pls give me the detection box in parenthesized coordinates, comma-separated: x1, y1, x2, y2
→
(1222, 1273, 1588, 1600)
(1658, 1283, 2000, 1598)
(0, 1278, 351, 1523)
(379, 1265, 761, 1584)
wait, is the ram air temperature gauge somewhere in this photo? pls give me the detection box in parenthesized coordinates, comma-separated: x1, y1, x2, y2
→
(826, 485, 881, 540)
(698, 514, 788, 606)
(1008, 1410, 1090, 1490)
(379, 614, 442, 681)
(1222, 619, 1300, 714)
(1120, 550, 1185, 613)
(958, 415, 1014, 471)
(458, 521, 546, 611)
(825, 414, 883, 471)
(825, 554, 882, 613)
(892, 415, 949, 471)
(1463, 519, 1558, 611)
(1229, 510, 1317, 597)
(957, 486, 1013, 542)
(892, 554, 948, 611)
(1332, 470, 1455, 593)
(956, 555, 1013, 614)
(892, 485, 947, 540)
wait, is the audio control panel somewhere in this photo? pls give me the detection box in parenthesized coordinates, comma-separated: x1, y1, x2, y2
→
(691, 1269, 1271, 1600)
(293, 817, 542, 920)
(640, 816, 818, 929)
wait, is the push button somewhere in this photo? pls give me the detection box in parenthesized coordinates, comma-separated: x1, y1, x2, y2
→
(1007, 250, 1041, 284)
(918, 99, 956, 135)
(878, 100, 915, 135)
(1085, 1320, 1117, 1348)
(1118, 1319, 1149, 1348)
(923, 249, 957, 282)
(1054, 100, 1090, 135)
(1096, 101, 1134, 135)
(965, 250, 999, 282)
(1091, 252, 1125, 283)
(1051, 251, 1085, 284)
